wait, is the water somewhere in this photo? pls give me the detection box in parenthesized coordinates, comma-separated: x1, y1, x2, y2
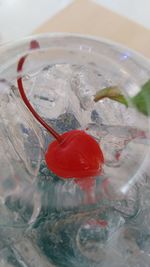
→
(0, 63, 150, 267)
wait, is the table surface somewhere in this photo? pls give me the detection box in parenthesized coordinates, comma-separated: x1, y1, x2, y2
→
(34, 0, 150, 58)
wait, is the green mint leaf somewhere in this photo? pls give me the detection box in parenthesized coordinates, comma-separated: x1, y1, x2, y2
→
(94, 80, 150, 116)
(94, 86, 128, 106)
(132, 80, 150, 116)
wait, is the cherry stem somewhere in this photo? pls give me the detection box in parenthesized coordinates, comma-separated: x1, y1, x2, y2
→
(17, 40, 62, 143)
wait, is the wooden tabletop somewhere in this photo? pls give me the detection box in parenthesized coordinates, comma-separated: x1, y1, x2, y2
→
(34, 0, 150, 59)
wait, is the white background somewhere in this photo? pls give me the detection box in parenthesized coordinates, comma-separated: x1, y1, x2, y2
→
(0, 0, 149, 44)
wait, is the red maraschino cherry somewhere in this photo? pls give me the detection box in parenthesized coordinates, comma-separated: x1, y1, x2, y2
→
(17, 40, 104, 189)
(45, 129, 104, 178)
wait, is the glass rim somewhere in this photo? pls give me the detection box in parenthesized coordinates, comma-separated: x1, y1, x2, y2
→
(0, 32, 150, 63)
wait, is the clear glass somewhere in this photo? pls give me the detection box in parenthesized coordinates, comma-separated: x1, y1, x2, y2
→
(0, 33, 150, 267)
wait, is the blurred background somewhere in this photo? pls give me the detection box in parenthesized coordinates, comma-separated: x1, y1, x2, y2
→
(0, 0, 149, 44)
